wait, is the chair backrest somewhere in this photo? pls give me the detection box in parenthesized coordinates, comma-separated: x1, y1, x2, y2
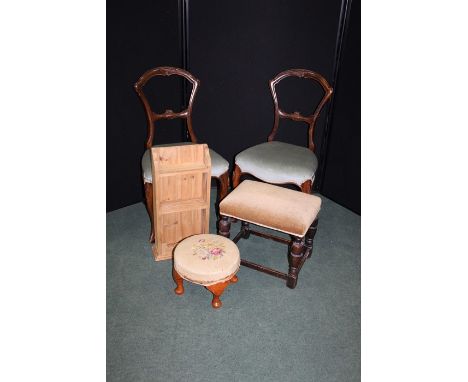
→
(134, 66, 200, 149)
(268, 69, 333, 153)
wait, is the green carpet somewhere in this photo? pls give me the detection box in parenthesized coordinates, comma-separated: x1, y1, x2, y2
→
(107, 190, 360, 381)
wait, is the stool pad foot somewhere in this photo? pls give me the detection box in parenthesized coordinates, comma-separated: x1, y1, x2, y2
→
(206, 280, 231, 309)
(172, 269, 185, 295)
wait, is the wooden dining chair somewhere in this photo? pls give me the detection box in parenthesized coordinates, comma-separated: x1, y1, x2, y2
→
(134, 67, 229, 243)
(232, 69, 333, 193)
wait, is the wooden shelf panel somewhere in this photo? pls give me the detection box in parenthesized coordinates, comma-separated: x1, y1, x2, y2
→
(158, 163, 209, 175)
(159, 199, 208, 214)
(151, 144, 211, 261)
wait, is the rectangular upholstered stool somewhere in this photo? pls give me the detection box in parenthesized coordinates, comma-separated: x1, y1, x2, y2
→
(218, 180, 321, 288)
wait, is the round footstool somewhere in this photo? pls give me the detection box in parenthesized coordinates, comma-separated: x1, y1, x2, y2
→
(172, 234, 240, 308)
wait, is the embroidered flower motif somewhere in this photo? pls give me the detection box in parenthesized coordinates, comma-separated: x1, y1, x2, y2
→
(210, 247, 223, 256)
(192, 239, 226, 260)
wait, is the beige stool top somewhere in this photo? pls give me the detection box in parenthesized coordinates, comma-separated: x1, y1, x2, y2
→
(174, 234, 240, 286)
(220, 180, 321, 237)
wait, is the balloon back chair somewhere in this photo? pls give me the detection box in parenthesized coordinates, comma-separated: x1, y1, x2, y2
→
(134, 67, 229, 243)
(233, 69, 333, 194)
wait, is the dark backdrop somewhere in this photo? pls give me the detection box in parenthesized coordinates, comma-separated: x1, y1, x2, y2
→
(321, 0, 361, 213)
(107, 0, 184, 212)
(189, 0, 341, 172)
(107, 0, 360, 214)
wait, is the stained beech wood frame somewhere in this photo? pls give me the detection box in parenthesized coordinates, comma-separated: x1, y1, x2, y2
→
(134, 67, 229, 243)
(134, 66, 200, 147)
(233, 69, 332, 194)
(268, 68, 333, 153)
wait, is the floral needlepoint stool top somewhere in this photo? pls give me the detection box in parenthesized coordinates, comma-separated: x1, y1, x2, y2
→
(174, 234, 240, 286)
(191, 237, 227, 260)
(173, 234, 240, 308)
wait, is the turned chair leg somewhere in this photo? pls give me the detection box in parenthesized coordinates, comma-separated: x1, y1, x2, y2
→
(144, 182, 155, 243)
(218, 215, 231, 238)
(206, 280, 230, 309)
(287, 236, 305, 289)
(172, 269, 185, 295)
(305, 219, 318, 258)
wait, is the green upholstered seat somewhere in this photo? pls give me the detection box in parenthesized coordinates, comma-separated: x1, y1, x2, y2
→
(142, 142, 229, 183)
(235, 141, 318, 186)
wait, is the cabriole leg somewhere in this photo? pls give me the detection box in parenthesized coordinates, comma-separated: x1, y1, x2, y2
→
(144, 182, 155, 243)
(230, 275, 238, 283)
(172, 269, 184, 295)
(206, 280, 230, 309)
(232, 164, 242, 189)
(300, 179, 313, 194)
(217, 171, 229, 201)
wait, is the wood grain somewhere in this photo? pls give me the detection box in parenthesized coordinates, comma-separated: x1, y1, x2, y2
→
(135, 67, 229, 240)
(233, 69, 332, 195)
(151, 144, 211, 261)
(268, 68, 333, 153)
(134, 66, 200, 147)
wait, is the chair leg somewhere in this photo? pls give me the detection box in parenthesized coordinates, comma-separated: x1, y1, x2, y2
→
(229, 165, 242, 223)
(300, 179, 313, 194)
(305, 219, 318, 258)
(172, 269, 184, 295)
(232, 164, 242, 188)
(287, 236, 305, 289)
(217, 171, 229, 201)
(215, 171, 230, 220)
(206, 280, 230, 309)
(218, 215, 231, 238)
(144, 182, 155, 243)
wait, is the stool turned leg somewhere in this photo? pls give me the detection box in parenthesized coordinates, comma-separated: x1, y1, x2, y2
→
(305, 219, 318, 259)
(172, 269, 184, 295)
(241, 221, 250, 239)
(219, 215, 231, 238)
(206, 280, 230, 309)
(287, 236, 305, 289)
